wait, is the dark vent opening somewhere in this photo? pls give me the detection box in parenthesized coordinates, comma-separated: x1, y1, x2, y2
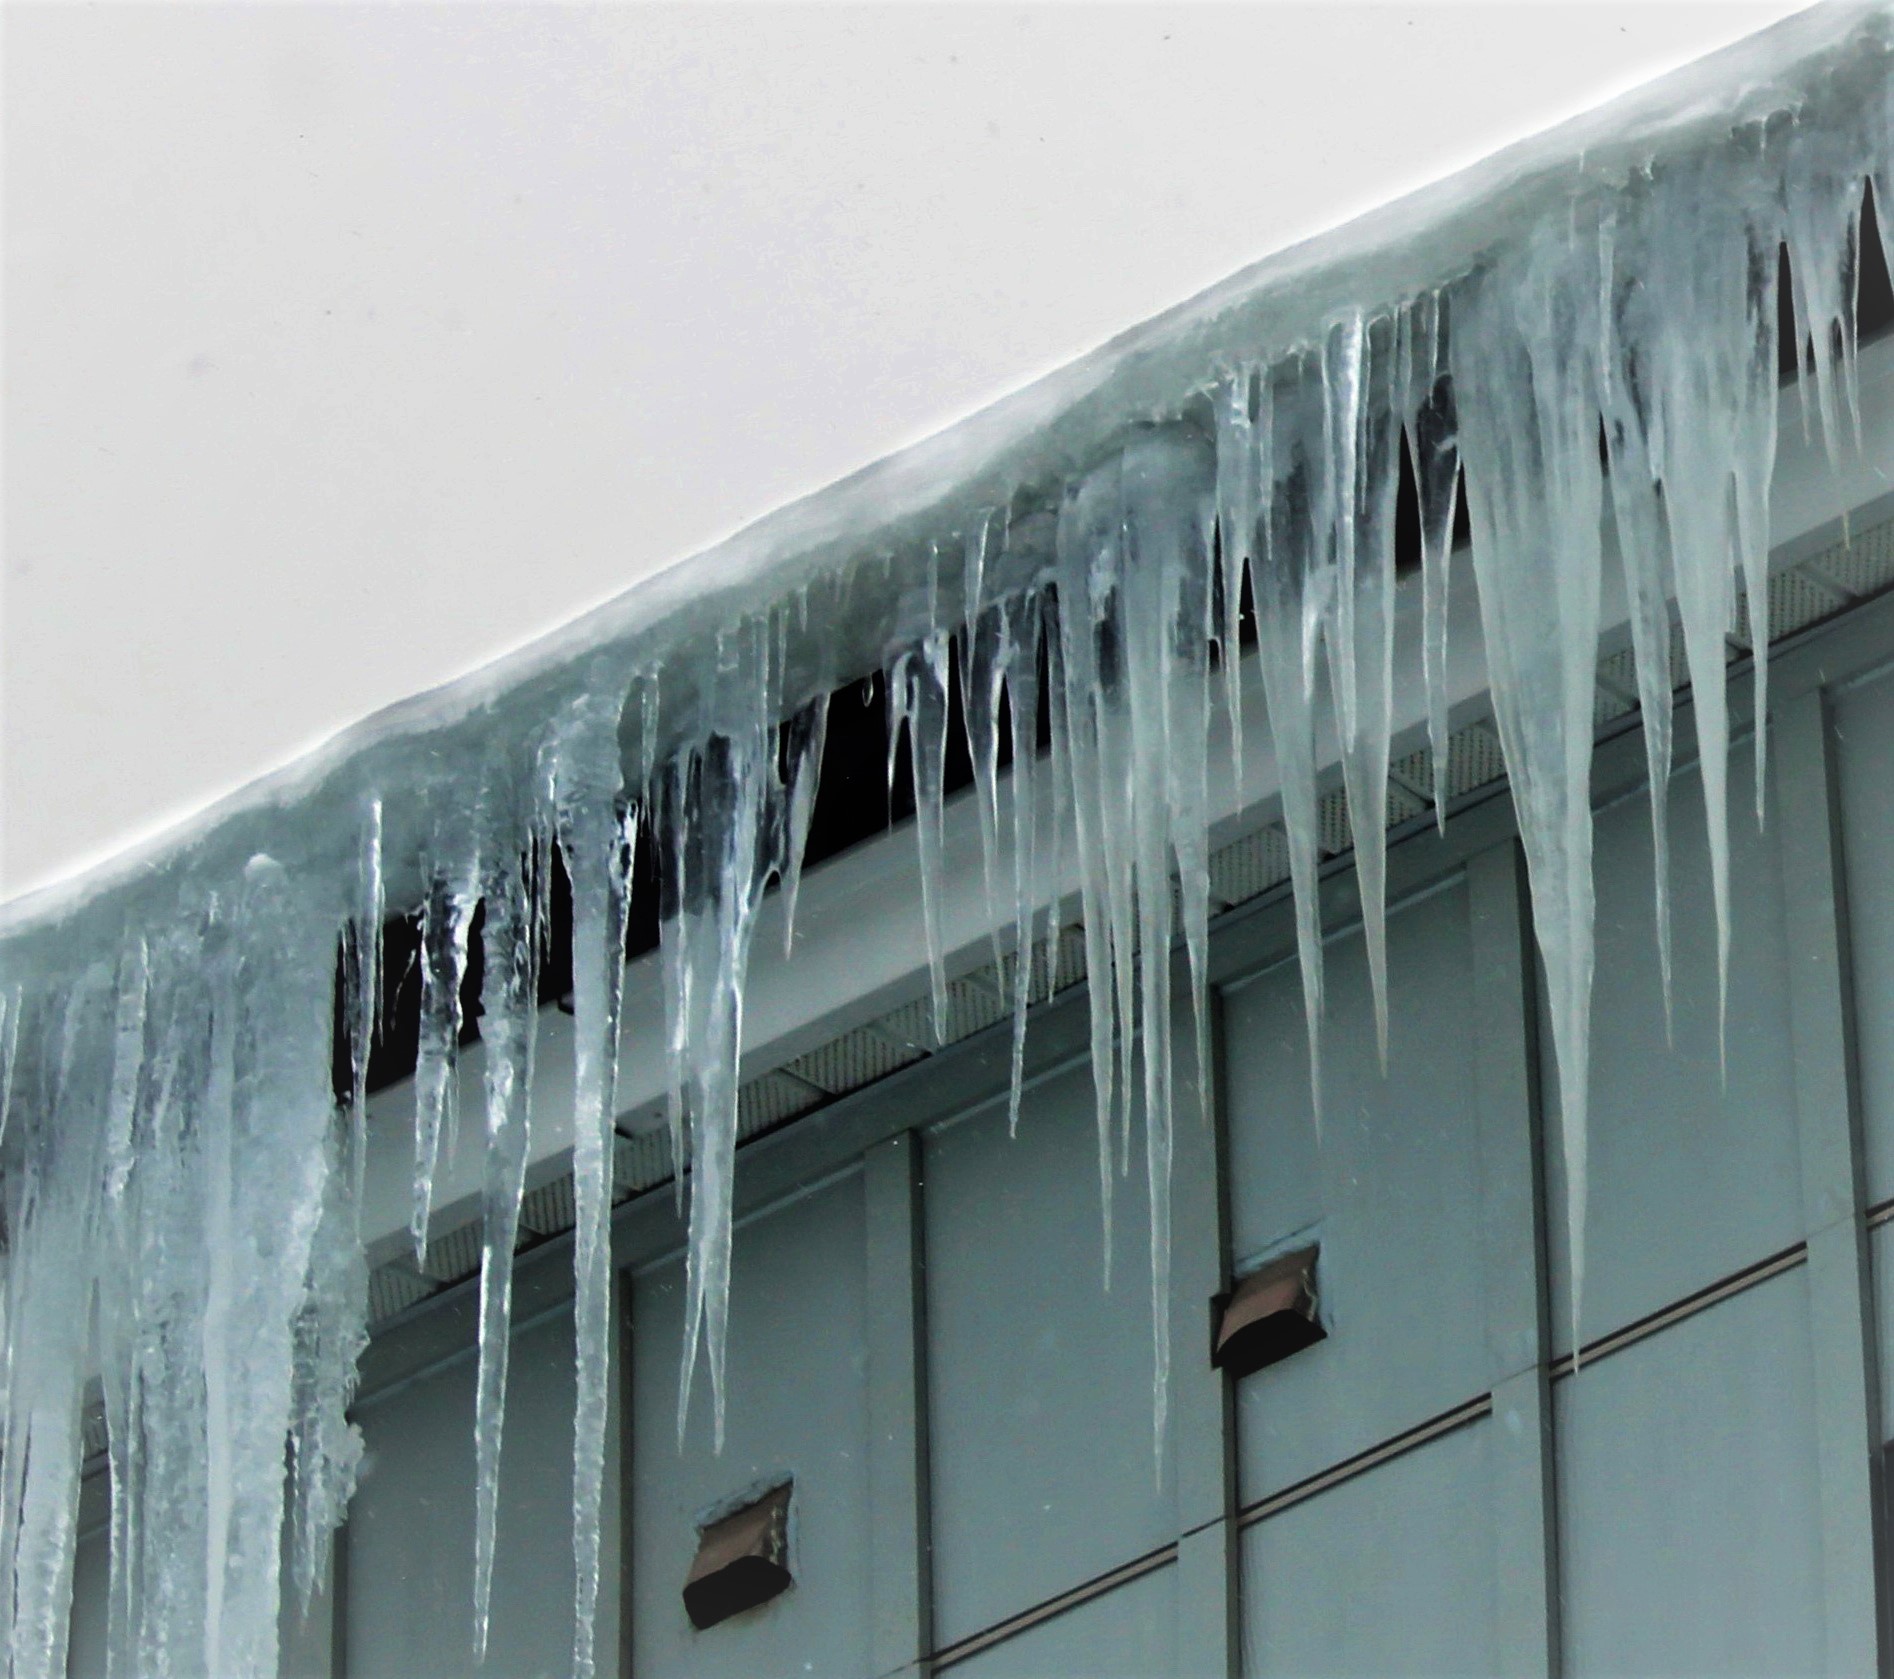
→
(1213, 1245, 1325, 1379)
(684, 1481, 794, 1631)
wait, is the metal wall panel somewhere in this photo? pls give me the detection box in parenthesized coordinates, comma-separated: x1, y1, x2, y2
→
(1831, 664, 1894, 1205)
(1555, 1269, 1824, 1677)
(1223, 879, 1489, 1503)
(628, 1169, 872, 1679)
(284, 593, 1894, 1671)
(343, 1309, 590, 1678)
(924, 1063, 1174, 1648)
(1240, 1422, 1497, 1678)
(64, 1526, 107, 1679)
(1542, 749, 1801, 1353)
(1866, 1220, 1894, 1433)
(946, 1566, 1178, 1679)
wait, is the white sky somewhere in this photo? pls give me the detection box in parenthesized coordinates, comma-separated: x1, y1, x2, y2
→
(3, 1, 1807, 900)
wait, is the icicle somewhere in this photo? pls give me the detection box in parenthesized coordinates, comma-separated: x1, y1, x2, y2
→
(964, 599, 1009, 949)
(102, 936, 148, 1207)
(1255, 362, 1330, 1129)
(1627, 146, 1792, 1055)
(1054, 487, 1124, 1269)
(1408, 291, 1461, 833)
(409, 847, 478, 1264)
(80, 859, 342, 1679)
(1782, 120, 1865, 471)
(662, 621, 786, 1451)
(469, 810, 544, 1657)
(347, 798, 385, 1202)
(1453, 217, 1608, 1357)
(1735, 200, 1783, 830)
(0, 986, 19, 1153)
(1599, 192, 1679, 1038)
(1002, 586, 1046, 1136)
(0, 979, 110, 1679)
(887, 610, 954, 1039)
(963, 512, 991, 625)
(1214, 375, 1257, 784)
(549, 692, 636, 1679)
(662, 735, 770, 1450)
(201, 862, 337, 1677)
(1321, 312, 1402, 1067)
(96, 954, 200, 1679)
(959, 516, 1009, 949)
(1055, 426, 1217, 1456)
(286, 1114, 367, 1621)
(778, 693, 829, 954)
(1761, 113, 1861, 821)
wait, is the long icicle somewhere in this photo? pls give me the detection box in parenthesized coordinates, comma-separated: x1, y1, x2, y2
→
(469, 805, 543, 1658)
(1002, 585, 1046, 1136)
(1409, 291, 1461, 834)
(1599, 189, 1680, 1039)
(550, 695, 635, 1679)
(1254, 360, 1331, 1130)
(1056, 427, 1217, 1457)
(1454, 220, 1608, 1358)
(1322, 311, 1402, 1067)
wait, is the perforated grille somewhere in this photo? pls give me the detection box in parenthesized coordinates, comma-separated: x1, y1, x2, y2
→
(1802, 512, 1894, 598)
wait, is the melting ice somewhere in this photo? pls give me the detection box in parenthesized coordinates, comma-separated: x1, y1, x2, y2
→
(0, 8, 1887, 1676)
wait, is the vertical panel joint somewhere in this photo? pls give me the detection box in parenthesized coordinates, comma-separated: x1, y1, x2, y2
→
(865, 1130, 932, 1675)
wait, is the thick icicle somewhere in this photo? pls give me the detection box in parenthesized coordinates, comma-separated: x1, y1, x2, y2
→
(549, 694, 636, 1679)
(81, 860, 342, 1679)
(1214, 381, 1255, 784)
(1783, 119, 1865, 471)
(661, 727, 772, 1449)
(286, 1117, 367, 1620)
(1055, 426, 1217, 1452)
(1254, 362, 1332, 1128)
(1454, 220, 1608, 1353)
(469, 800, 543, 1657)
(662, 618, 808, 1450)
(1407, 291, 1461, 833)
(1771, 116, 1863, 812)
(1623, 147, 1790, 1052)
(1, 980, 111, 1679)
(1319, 312, 1403, 1066)
(1599, 194, 1680, 1035)
(197, 863, 338, 1678)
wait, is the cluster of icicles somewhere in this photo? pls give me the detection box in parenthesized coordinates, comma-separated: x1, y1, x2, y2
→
(1, 40, 1890, 1679)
